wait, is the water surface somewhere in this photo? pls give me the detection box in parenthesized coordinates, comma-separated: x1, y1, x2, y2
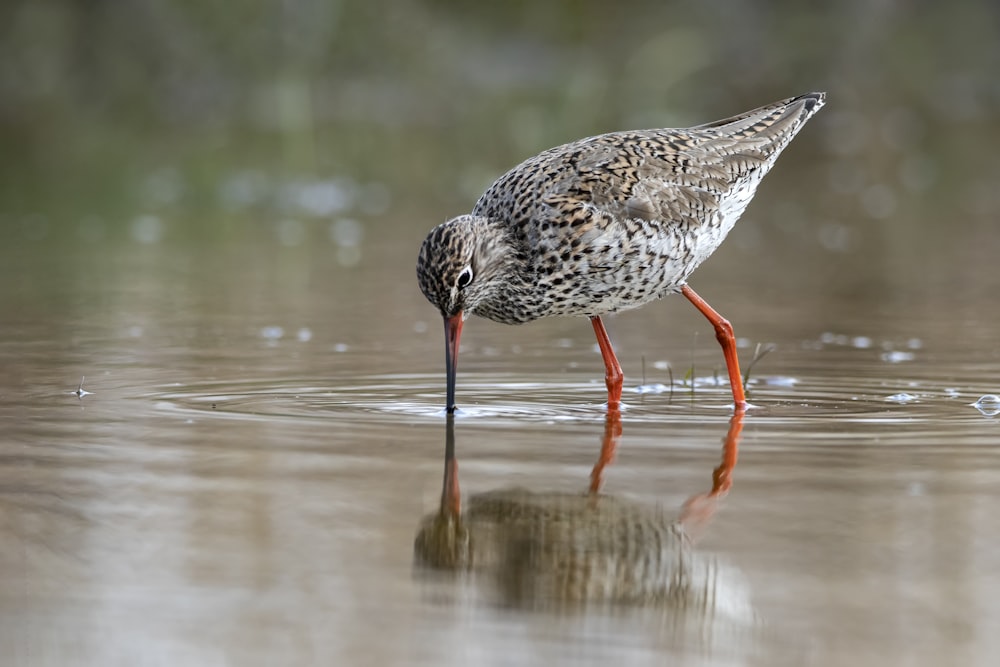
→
(2, 235, 999, 666)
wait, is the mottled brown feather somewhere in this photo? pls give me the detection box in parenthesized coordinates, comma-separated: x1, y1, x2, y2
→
(417, 92, 825, 325)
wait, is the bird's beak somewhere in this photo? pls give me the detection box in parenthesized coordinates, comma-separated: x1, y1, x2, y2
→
(444, 311, 464, 413)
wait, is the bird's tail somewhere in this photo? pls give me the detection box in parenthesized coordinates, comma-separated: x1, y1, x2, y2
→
(694, 92, 826, 135)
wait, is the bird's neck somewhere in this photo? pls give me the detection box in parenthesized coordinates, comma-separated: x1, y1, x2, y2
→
(474, 224, 542, 325)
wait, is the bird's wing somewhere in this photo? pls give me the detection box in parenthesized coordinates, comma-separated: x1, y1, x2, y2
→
(475, 94, 821, 235)
(565, 131, 769, 227)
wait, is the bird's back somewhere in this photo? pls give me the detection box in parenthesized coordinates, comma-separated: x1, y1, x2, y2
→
(467, 93, 824, 321)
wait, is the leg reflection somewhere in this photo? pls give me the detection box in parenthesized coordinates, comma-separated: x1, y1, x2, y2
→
(589, 405, 745, 535)
(678, 405, 746, 541)
(589, 405, 622, 494)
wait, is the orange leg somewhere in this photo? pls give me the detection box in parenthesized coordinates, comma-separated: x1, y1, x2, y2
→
(681, 285, 747, 409)
(590, 316, 624, 409)
(708, 405, 745, 497)
(678, 405, 746, 541)
(589, 405, 622, 494)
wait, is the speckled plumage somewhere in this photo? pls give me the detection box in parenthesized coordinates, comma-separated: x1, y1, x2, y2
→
(417, 92, 825, 411)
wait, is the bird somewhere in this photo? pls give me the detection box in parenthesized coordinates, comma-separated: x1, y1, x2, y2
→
(417, 92, 826, 413)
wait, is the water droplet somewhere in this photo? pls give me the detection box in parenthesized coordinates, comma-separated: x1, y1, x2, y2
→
(260, 326, 284, 340)
(881, 350, 915, 363)
(634, 383, 670, 395)
(333, 343, 348, 353)
(296, 328, 312, 342)
(886, 393, 918, 404)
(971, 395, 1000, 417)
(851, 336, 873, 349)
(819, 332, 849, 346)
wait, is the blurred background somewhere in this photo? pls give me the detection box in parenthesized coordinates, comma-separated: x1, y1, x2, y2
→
(3, 0, 999, 300)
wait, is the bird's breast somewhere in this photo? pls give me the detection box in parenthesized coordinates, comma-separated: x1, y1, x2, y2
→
(524, 218, 698, 318)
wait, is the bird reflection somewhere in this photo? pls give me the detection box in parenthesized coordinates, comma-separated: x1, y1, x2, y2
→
(414, 407, 748, 618)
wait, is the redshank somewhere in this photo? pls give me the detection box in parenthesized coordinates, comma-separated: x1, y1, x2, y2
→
(417, 92, 825, 413)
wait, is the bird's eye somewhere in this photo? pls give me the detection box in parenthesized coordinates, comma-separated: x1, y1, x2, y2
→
(456, 266, 474, 290)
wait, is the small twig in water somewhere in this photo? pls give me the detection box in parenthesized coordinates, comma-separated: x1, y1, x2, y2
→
(688, 331, 697, 398)
(684, 365, 695, 399)
(743, 342, 776, 392)
(72, 376, 94, 398)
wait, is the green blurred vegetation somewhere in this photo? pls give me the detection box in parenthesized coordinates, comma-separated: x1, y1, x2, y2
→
(1, 0, 999, 246)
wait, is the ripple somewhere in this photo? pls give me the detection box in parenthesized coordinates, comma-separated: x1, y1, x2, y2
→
(147, 368, 1000, 427)
(971, 394, 1000, 417)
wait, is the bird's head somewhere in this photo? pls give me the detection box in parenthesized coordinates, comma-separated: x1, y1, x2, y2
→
(416, 214, 513, 320)
(416, 214, 514, 413)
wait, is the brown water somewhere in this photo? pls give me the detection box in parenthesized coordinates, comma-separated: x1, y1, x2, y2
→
(2, 226, 1000, 667)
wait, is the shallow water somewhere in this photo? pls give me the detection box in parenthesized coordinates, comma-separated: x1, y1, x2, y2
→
(2, 234, 1000, 667)
(6, 1, 1000, 662)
